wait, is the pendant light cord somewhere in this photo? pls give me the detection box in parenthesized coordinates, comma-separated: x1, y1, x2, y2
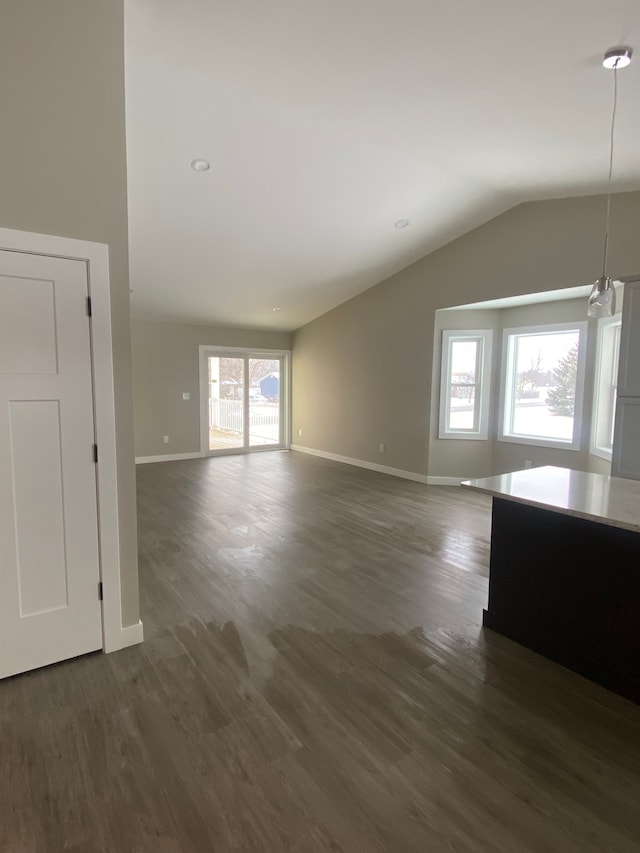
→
(602, 65, 619, 277)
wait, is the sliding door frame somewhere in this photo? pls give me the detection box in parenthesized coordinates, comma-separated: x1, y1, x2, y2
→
(198, 345, 291, 456)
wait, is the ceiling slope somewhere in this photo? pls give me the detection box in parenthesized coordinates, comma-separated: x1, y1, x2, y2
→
(125, 0, 640, 330)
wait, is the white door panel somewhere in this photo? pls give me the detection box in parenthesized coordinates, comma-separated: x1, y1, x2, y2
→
(0, 250, 102, 679)
(9, 400, 68, 615)
(0, 274, 58, 374)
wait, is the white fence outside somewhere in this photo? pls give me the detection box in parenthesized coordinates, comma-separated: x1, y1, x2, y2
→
(210, 398, 280, 440)
(211, 398, 243, 433)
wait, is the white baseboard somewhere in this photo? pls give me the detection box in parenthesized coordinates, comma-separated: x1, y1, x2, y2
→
(426, 476, 465, 486)
(135, 452, 202, 464)
(104, 620, 144, 653)
(290, 445, 428, 484)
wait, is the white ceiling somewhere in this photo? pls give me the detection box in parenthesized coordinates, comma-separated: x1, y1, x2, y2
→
(125, 0, 640, 331)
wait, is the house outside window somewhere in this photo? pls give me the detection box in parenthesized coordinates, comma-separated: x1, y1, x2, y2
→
(439, 330, 492, 440)
(499, 322, 587, 450)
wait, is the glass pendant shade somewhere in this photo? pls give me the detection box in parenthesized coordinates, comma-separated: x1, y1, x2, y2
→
(587, 275, 616, 318)
(587, 49, 632, 317)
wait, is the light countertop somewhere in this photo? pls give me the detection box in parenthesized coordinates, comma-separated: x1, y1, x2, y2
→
(461, 466, 640, 533)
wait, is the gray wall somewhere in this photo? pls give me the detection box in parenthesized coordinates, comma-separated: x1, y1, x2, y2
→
(131, 320, 292, 458)
(292, 192, 640, 478)
(0, 1, 139, 626)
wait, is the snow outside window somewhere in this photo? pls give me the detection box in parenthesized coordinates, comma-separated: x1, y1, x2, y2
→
(439, 330, 492, 440)
(499, 322, 587, 450)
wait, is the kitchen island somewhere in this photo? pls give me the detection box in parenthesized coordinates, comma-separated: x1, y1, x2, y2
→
(462, 466, 640, 704)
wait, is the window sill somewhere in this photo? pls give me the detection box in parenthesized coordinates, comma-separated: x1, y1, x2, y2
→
(497, 434, 580, 451)
(590, 445, 613, 461)
(438, 432, 489, 441)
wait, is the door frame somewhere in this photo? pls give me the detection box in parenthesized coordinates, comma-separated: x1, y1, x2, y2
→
(199, 345, 291, 455)
(0, 226, 139, 655)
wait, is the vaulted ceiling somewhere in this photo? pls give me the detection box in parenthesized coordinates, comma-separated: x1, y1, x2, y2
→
(125, 0, 640, 331)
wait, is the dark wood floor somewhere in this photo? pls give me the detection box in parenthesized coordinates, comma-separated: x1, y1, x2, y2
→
(2, 452, 640, 851)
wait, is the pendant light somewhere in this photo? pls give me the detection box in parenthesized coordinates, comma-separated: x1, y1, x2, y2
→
(587, 47, 633, 319)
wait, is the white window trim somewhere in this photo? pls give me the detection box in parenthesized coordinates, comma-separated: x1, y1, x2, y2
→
(590, 316, 622, 461)
(498, 321, 587, 451)
(591, 446, 613, 462)
(199, 345, 291, 456)
(438, 329, 493, 440)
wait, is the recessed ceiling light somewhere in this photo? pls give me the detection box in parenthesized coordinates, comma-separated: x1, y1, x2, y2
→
(190, 158, 211, 172)
(602, 47, 633, 70)
(394, 219, 410, 229)
(272, 306, 284, 312)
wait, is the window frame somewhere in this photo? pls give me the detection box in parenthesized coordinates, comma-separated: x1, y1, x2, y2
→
(590, 316, 622, 461)
(198, 345, 291, 456)
(498, 321, 587, 451)
(438, 329, 493, 440)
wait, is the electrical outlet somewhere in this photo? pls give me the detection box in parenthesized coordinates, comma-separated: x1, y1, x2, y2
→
(524, 460, 532, 469)
(182, 392, 190, 400)
(298, 428, 303, 437)
(163, 435, 169, 444)
(379, 443, 385, 453)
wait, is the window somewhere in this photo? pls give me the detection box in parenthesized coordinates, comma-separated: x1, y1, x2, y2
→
(591, 318, 622, 459)
(439, 330, 492, 439)
(499, 322, 587, 449)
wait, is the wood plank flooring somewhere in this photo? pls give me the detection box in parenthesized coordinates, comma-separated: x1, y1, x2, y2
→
(2, 451, 640, 851)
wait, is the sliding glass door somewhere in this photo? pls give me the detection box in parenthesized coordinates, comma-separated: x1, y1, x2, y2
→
(248, 358, 281, 447)
(208, 356, 245, 451)
(201, 348, 289, 455)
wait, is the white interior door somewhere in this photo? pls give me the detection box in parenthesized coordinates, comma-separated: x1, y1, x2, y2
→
(0, 250, 102, 679)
